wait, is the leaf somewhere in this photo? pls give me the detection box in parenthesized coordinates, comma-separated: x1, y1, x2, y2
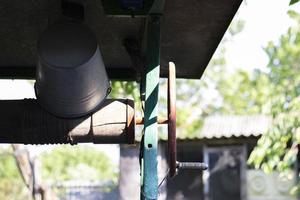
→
(290, 0, 300, 5)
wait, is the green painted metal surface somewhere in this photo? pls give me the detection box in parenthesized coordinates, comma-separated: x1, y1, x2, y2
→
(141, 15, 161, 200)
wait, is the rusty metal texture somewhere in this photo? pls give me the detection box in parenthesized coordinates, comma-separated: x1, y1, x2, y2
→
(0, 99, 135, 144)
(135, 117, 168, 125)
(168, 62, 177, 178)
(126, 99, 135, 144)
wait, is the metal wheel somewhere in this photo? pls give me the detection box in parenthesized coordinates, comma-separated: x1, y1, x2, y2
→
(168, 62, 177, 178)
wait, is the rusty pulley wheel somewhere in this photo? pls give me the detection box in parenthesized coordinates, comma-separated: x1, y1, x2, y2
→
(167, 62, 208, 178)
(168, 62, 177, 178)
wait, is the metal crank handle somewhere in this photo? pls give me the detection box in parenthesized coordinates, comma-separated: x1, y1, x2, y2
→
(176, 162, 208, 170)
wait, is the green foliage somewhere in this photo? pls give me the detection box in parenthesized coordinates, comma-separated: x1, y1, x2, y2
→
(0, 178, 30, 200)
(0, 145, 118, 198)
(109, 81, 140, 101)
(109, 81, 143, 118)
(0, 148, 21, 179)
(0, 147, 30, 200)
(247, 11, 300, 174)
(290, 0, 300, 5)
(217, 70, 272, 115)
(214, 11, 300, 185)
(206, 9, 300, 194)
(228, 20, 246, 38)
(40, 145, 118, 184)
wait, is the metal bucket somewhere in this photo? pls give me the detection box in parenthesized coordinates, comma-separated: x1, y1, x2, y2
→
(35, 21, 110, 118)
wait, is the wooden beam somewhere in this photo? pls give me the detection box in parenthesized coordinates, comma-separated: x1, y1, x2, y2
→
(0, 99, 135, 144)
(0, 67, 137, 81)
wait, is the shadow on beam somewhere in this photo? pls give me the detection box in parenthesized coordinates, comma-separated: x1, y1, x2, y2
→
(0, 99, 135, 144)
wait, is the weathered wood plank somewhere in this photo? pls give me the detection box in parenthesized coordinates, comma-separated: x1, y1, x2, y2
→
(0, 99, 135, 144)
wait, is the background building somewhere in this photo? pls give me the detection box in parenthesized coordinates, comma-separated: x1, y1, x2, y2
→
(120, 115, 297, 200)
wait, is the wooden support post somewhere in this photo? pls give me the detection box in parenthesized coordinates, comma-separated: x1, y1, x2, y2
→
(0, 99, 135, 144)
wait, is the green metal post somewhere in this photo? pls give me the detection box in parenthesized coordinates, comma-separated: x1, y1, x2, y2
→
(141, 15, 161, 200)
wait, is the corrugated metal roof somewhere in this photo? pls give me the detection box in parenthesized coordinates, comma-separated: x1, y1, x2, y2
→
(196, 115, 272, 139)
(139, 115, 272, 141)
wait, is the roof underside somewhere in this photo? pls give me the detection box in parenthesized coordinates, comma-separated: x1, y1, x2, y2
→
(0, 0, 242, 80)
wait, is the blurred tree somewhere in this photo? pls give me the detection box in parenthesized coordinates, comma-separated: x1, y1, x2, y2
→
(40, 145, 118, 184)
(0, 145, 119, 199)
(0, 146, 30, 200)
(290, 0, 300, 5)
(246, 10, 300, 177)
(213, 10, 300, 194)
(217, 69, 273, 115)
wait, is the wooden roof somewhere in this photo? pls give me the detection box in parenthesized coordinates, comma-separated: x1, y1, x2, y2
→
(0, 0, 242, 80)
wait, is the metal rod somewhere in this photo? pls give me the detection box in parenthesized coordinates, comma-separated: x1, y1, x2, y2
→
(0, 99, 135, 144)
(135, 117, 168, 125)
(177, 162, 208, 170)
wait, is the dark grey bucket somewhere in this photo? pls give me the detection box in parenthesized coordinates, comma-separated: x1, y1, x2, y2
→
(35, 21, 110, 118)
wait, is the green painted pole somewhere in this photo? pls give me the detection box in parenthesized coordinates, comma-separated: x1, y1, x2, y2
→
(141, 15, 161, 200)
